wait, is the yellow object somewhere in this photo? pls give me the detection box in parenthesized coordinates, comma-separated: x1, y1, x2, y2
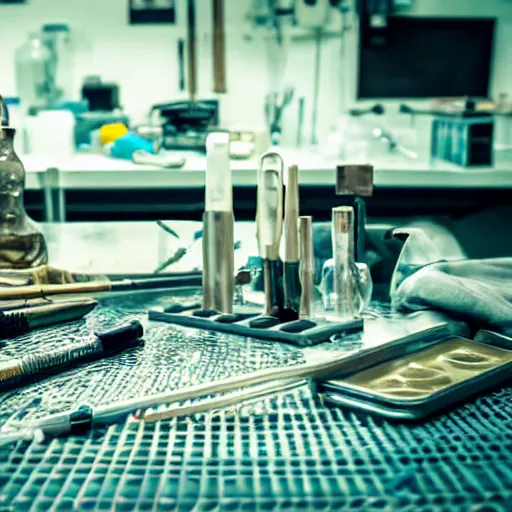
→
(99, 123, 129, 145)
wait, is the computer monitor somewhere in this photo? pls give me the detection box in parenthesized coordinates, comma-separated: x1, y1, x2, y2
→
(358, 16, 496, 99)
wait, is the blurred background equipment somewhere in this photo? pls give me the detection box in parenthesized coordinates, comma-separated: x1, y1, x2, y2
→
(431, 98, 494, 167)
(149, 100, 219, 152)
(295, 0, 330, 29)
(15, 24, 73, 113)
(81, 76, 120, 112)
(129, 0, 176, 24)
(0, 0, 509, 227)
(265, 87, 294, 145)
(358, 16, 495, 98)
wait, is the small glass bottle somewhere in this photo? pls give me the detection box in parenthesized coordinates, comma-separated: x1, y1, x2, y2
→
(15, 33, 53, 111)
(328, 206, 372, 320)
(0, 95, 48, 268)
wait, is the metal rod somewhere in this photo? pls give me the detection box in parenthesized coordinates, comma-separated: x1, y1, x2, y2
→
(284, 165, 299, 263)
(299, 216, 314, 318)
(212, 0, 226, 93)
(283, 164, 301, 311)
(310, 29, 322, 145)
(186, 0, 197, 101)
(202, 211, 234, 313)
(283, 165, 301, 312)
(297, 97, 304, 147)
(202, 132, 234, 313)
(178, 39, 185, 92)
(139, 378, 306, 422)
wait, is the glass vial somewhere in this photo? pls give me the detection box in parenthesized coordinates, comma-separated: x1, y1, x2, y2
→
(331, 206, 361, 320)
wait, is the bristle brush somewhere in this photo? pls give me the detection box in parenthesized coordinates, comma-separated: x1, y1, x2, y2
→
(0, 312, 30, 339)
(0, 298, 97, 340)
(0, 320, 144, 392)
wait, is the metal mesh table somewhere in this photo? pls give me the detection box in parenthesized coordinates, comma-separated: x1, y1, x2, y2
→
(1, 291, 512, 511)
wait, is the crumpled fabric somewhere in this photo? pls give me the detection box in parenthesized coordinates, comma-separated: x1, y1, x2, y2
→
(393, 258, 512, 336)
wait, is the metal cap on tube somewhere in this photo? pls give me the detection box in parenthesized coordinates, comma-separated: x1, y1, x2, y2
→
(332, 206, 353, 235)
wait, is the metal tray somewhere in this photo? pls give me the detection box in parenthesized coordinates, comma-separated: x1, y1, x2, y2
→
(319, 330, 512, 420)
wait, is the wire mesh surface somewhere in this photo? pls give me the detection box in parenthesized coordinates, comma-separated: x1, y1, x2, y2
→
(1, 291, 512, 511)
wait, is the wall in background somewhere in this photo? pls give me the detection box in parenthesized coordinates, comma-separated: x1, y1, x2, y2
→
(0, 0, 273, 128)
(0, 0, 510, 147)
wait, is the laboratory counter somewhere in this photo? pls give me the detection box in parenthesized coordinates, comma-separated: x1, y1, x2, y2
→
(0, 221, 511, 511)
(22, 149, 512, 222)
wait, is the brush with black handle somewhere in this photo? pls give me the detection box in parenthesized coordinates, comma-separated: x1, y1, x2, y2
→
(0, 320, 144, 391)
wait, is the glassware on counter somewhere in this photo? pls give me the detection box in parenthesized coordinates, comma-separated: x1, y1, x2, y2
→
(0, 95, 48, 269)
(15, 25, 73, 113)
(15, 33, 54, 112)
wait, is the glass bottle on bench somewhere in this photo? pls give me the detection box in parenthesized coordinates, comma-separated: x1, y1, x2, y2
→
(0, 94, 48, 268)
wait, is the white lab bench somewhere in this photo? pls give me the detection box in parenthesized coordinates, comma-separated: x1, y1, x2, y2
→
(21, 148, 512, 222)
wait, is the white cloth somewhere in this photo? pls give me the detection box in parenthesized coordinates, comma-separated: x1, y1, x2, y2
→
(393, 258, 512, 336)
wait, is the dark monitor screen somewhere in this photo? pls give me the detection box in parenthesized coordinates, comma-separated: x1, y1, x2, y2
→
(358, 16, 496, 99)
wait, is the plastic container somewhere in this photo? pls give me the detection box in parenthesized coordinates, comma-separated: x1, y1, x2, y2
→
(25, 109, 76, 157)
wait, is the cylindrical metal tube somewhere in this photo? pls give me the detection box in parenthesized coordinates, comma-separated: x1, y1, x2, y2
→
(283, 164, 301, 312)
(331, 206, 357, 320)
(263, 245, 284, 316)
(284, 165, 299, 263)
(299, 216, 314, 318)
(202, 210, 234, 313)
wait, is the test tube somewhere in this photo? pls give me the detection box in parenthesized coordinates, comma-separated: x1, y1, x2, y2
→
(202, 132, 234, 313)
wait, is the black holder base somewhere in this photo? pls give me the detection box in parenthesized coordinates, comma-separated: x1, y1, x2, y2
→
(148, 306, 364, 348)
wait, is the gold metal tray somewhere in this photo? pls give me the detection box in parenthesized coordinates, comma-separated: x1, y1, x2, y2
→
(320, 333, 512, 420)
